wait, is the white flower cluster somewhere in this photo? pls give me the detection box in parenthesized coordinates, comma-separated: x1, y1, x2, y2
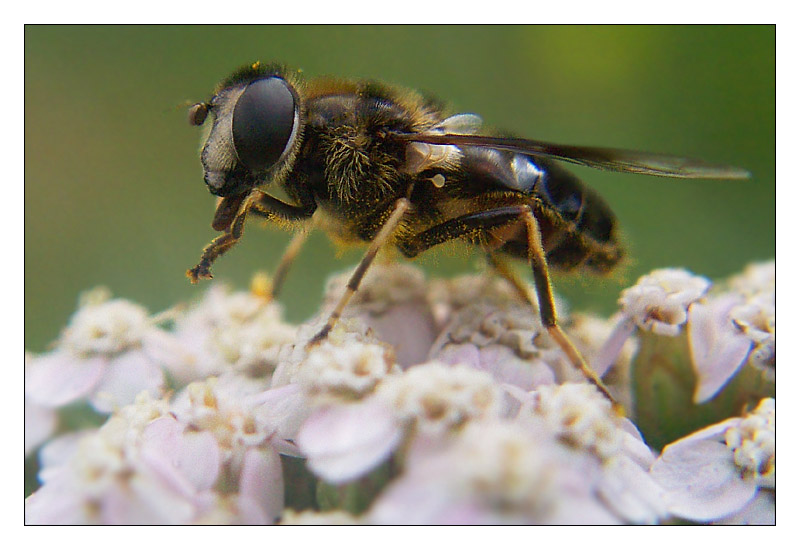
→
(25, 261, 774, 525)
(26, 392, 285, 524)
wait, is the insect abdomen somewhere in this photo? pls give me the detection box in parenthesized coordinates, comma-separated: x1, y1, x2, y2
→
(458, 147, 622, 273)
(530, 157, 622, 273)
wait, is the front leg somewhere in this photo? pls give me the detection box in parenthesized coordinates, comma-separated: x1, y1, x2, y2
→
(187, 190, 315, 284)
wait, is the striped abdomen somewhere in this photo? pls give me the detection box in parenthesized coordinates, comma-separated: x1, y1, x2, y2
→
(459, 147, 623, 273)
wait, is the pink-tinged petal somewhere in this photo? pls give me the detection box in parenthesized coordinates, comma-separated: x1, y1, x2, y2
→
(140, 415, 184, 452)
(37, 431, 91, 478)
(296, 399, 402, 484)
(237, 447, 284, 525)
(688, 299, 752, 403)
(251, 383, 308, 440)
(141, 329, 198, 381)
(369, 476, 460, 525)
(716, 490, 774, 525)
(545, 494, 621, 525)
(434, 343, 555, 390)
(140, 417, 220, 495)
(650, 438, 757, 522)
(26, 476, 90, 525)
(591, 316, 636, 378)
(617, 419, 657, 470)
(433, 343, 480, 368)
(271, 438, 302, 458)
(25, 400, 57, 456)
(597, 456, 666, 524)
(479, 346, 556, 389)
(89, 350, 165, 413)
(177, 431, 221, 492)
(432, 501, 495, 525)
(102, 473, 198, 525)
(25, 352, 105, 407)
(139, 418, 195, 497)
(360, 302, 437, 367)
(669, 417, 739, 446)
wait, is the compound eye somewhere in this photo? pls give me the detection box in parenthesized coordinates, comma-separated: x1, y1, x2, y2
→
(232, 77, 297, 172)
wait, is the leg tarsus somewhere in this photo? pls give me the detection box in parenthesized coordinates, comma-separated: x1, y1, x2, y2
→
(187, 231, 240, 283)
(188, 189, 316, 286)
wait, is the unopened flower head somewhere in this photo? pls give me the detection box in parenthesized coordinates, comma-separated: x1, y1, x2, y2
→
(619, 268, 711, 336)
(453, 304, 546, 356)
(529, 383, 622, 461)
(61, 291, 151, 356)
(725, 398, 775, 488)
(427, 274, 527, 325)
(323, 263, 429, 315)
(377, 362, 503, 434)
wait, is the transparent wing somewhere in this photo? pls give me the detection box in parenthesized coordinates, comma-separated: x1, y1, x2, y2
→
(397, 133, 750, 180)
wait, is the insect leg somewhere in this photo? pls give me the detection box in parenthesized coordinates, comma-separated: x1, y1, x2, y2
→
(308, 198, 411, 346)
(249, 193, 317, 300)
(485, 252, 534, 304)
(518, 207, 617, 405)
(187, 192, 256, 283)
(269, 225, 313, 300)
(397, 206, 617, 405)
(188, 190, 315, 284)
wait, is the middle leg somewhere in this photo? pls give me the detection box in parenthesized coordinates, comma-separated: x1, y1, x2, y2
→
(307, 198, 412, 346)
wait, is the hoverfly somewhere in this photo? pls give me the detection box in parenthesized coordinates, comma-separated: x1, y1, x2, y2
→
(186, 62, 748, 403)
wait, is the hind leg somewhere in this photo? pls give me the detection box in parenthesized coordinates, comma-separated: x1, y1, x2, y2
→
(398, 205, 617, 405)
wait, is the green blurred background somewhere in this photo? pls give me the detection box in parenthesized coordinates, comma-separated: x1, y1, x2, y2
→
(25, 25, 775, 352)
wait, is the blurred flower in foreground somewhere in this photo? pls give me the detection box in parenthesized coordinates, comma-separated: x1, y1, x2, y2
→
(25, 261, 775, 524)
(26, 383, 289, 525)
(25, 353, 57, 456)
(25, 289, 184, 414)
(650, 398, 775, 524)
(26, 394, 219, 524)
